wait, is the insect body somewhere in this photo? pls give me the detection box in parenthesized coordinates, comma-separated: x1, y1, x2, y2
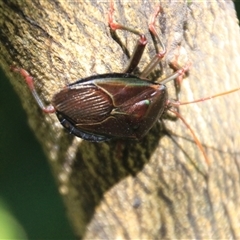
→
(53, 73, 168, 142)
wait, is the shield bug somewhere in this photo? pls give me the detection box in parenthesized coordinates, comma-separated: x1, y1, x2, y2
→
(11, 4, 185, 142)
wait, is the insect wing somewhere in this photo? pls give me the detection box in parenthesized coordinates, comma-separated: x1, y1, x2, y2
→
(52, 84, 113, 124)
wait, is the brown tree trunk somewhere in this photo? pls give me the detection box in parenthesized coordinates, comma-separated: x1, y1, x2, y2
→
(1, 0, 240, 239)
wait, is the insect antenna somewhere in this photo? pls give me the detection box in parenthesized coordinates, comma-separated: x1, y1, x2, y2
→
(167, 86, 240, 167)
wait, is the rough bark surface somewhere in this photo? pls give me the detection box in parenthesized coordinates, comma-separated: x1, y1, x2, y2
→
(1, 0, 240, 239)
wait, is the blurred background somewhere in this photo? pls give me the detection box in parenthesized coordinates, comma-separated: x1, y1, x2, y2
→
(1, 3, 240, 239)
(0, 69, 74, 238)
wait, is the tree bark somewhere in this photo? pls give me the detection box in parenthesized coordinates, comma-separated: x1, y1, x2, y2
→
(1, 0, 240, 239)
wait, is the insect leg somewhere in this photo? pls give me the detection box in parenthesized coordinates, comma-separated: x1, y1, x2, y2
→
(11, 66, 55, 113)
(108, 1, 147, 73)
(140, 5, 166, 78)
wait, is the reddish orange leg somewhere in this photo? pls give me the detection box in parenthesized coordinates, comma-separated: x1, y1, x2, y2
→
(158, 63, 190, 85)
(140, 5, 166, 78)
(108, 2, 147, 73)
(10, 66, 55, 113)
